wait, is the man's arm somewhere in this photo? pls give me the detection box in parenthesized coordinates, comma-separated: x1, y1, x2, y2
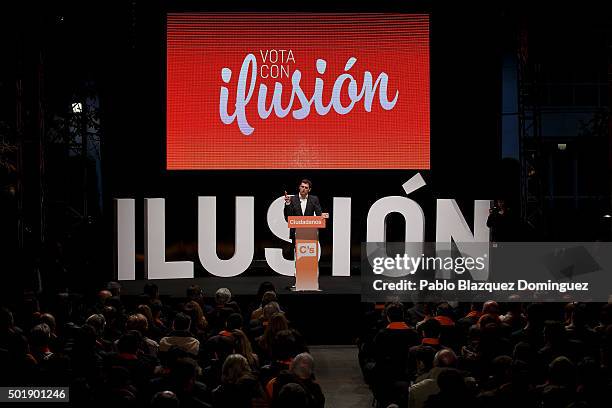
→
(284, 194, 293, 221)
(312, 196, 322, 216)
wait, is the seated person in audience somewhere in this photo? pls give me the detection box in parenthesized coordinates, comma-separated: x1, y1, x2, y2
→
(212, 354, 268, 408)
(117, 313, 159, 357)
(207, 288, 241, 334)
(409, 349, 459, 408)
(148, 357, 210, 408)
(267, 353, 324, 408)
(252, 301, 283, 341)
(252, 291, 279, 321)
(434, 302, 461, 352)
(159, 313, 200, 358)
(413, 317, 443, 350)
(371, 302, 420, 408)
(259, 329, 307, 387)
(272, 383, 309, 408)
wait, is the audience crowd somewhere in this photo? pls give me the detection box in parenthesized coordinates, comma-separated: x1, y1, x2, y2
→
(2, 281, 612, 408)
(358, 300, 612, 408)
(0, 282, 322, 408)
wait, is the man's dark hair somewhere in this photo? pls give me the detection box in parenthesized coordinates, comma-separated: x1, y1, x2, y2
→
(257, 281, 276, 299)
(436, 302, 454, 318)
(186, 284, 203, 299)
(226, 313, 243, 330)
(300, 179, 312, 189)
(170, 357, 198, 384)
(413, 345, 436, 371)
(277, 383, 309, 408)
(106, 281, 121, 297)
(30, 323, 51, 347)
(273, 330, 299, 361)
(118, 330, 141, 354)
(385, 302, 404, 323)
(173, 312, 191, 331)
(150, 391, 179, 408)
(419, 318, 441, 338)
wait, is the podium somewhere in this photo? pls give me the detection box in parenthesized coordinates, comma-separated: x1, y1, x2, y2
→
(288, 216, 326, 291)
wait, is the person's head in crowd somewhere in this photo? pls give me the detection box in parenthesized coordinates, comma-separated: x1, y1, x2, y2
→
(118, 330, 141, 355)
(544, 320, 566, 346)
(262, 312, 290, 352)
(482, 301, 500, 316)
(490, 355, 513, 387)
(602, 324, 612, 370)
(102, 305, 118, 325)
(106, 296, 123, 313)
(170, 357, 199, 391)
(183, 301, 207, 332)
(0, 307, 15, 332)
(576, 357, 599, 388)
(85, 314, 106, 337)
(97, 290, 112, 304)
(291, 352, 315, 380)
(150, 300, 164, 320)
(272, 330, 300, 362)
(226, 313, 243, 331)
(256, 281, 276, 300)
(150, 391, 179, 408)
(136, 304, 154, 325)
(419, 318, 441, 340)
(106, 281, 122, 297)
(39, 313, 56, 335)
(72, 324, 98, 354)
(436, 368, 469, 397)
(30, 323, 51, 350)
(186, 284, 204, 302)
(433, 349, 458, 368)
(510, 360, 530, 388)
(275, 383, 308, 408)
(221, 354, 251, 384)
(143, 283, 159, 301)
(513, 341, 534, 363)
(548, 356, 575, 387)
(569, 302, 589, 329)
(385, 302, 404, 323)
(525, 303, 545, 328)
(172, 313, 191, 332)
(263, 302, 282, 323)
(599, 303, 612, 327)
(261, 291, 277, 308)
(478, 313, 501, 328)
(414, 345, 436, 374)
(232, 329, 257, 367)
(436, 302, 454, 319)
(215, 288, 232, 306)
(126, 313, 148, 336)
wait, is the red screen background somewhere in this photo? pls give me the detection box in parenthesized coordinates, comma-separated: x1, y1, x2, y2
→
(167, 13, 429, 169)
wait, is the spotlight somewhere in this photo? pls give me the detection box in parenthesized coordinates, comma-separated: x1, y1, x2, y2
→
(71, 102, 82, 113)
(557, 143, 567, 151)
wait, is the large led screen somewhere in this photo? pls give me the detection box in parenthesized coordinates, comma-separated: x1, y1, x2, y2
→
(167, 13, 429, 169)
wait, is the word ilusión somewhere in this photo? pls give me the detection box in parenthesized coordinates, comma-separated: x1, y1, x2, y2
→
(219, 54, 399, 135)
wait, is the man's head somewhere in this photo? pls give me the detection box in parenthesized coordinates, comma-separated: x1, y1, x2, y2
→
(385, 302, 404, 323)
(433, 349, 458, 368)
(291, 353, 315, 380)
(173, 312, 191, 332)
(215, 288, 232, 305)
(299, 179, 312, 198)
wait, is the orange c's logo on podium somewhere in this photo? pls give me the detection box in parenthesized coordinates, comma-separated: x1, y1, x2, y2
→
(297, 242, 317, 259)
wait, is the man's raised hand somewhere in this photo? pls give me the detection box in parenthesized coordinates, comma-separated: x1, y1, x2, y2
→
(284, 190, 291, 204)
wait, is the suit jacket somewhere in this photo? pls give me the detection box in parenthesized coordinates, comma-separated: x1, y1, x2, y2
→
(283, 194, 322, 240)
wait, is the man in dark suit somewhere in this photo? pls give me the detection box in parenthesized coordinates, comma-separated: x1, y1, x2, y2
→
(283, 179, 329, 258)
